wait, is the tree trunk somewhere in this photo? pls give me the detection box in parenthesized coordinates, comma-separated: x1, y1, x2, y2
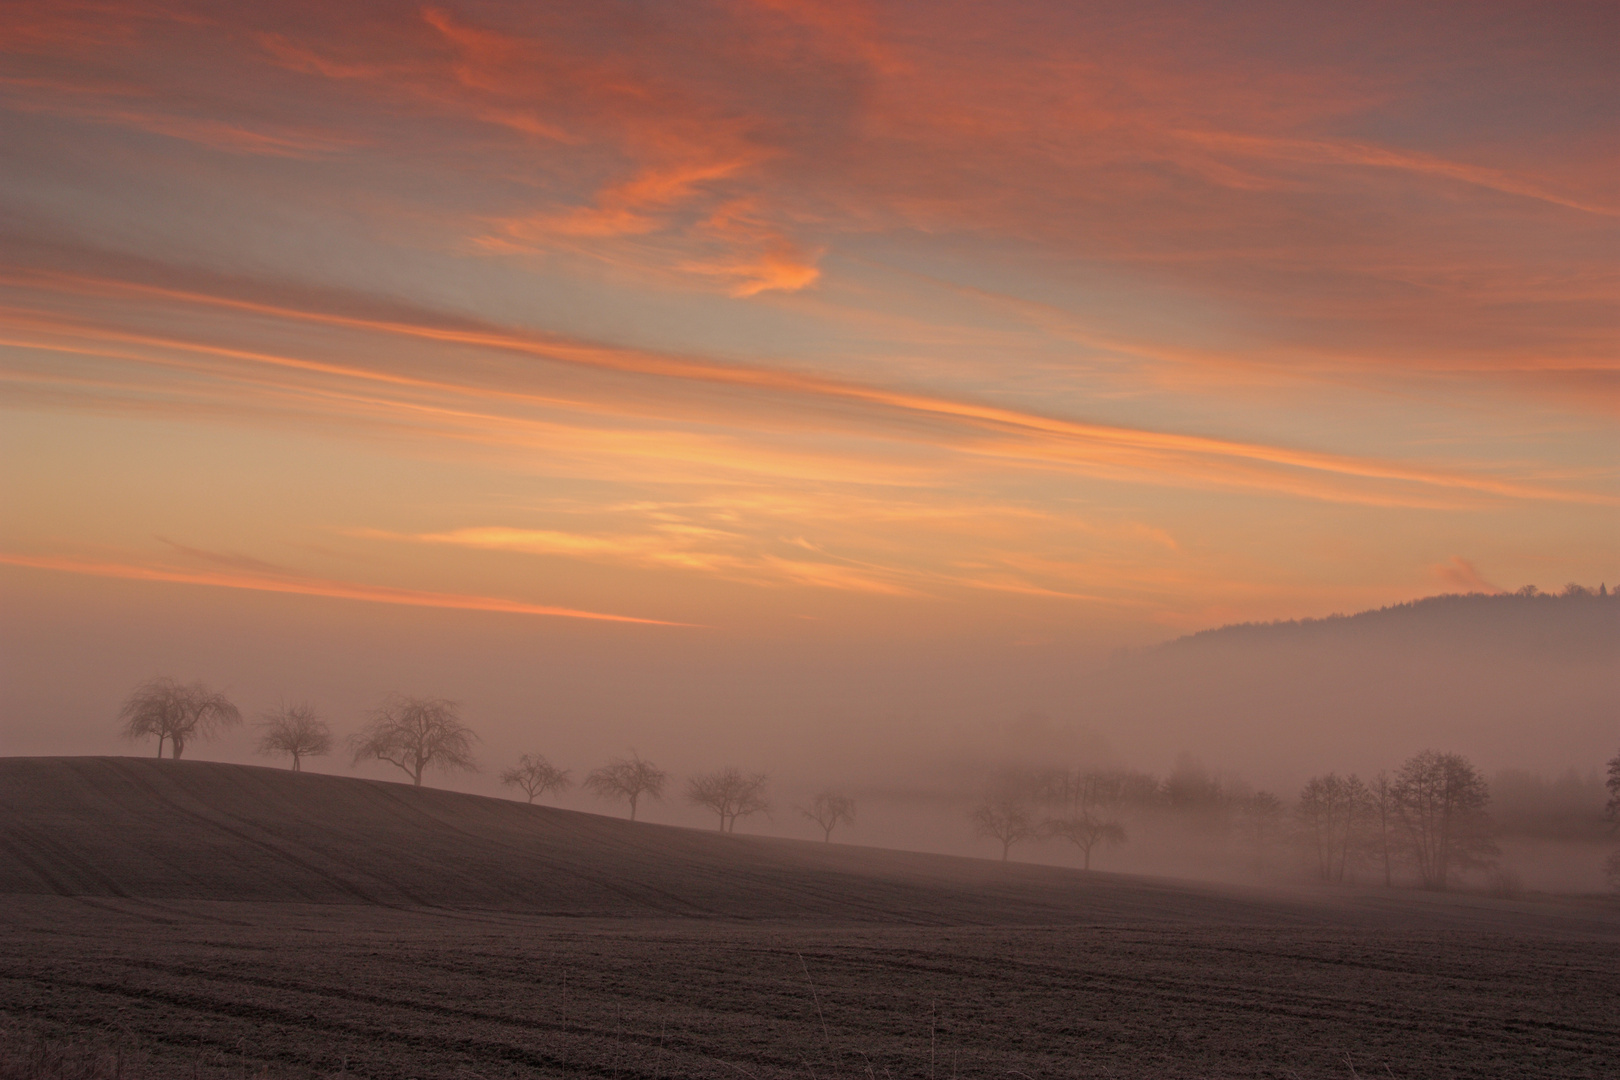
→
(1083, 847, 1091, 871)
(156, 737, 164, 759)
(171, 738, 184, 760)
(1001, 841, 1010, 862)
(629, 795, 638, 821)
(292, 754, 301, 772)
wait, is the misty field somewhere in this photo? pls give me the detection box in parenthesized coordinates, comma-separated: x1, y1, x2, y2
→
(3, 759, 1619, 1079)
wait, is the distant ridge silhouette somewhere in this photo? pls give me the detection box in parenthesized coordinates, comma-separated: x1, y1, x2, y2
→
(1164, 588, 1618, 654)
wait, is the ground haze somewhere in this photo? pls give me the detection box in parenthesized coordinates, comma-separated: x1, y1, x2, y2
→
(3, 758, 1617, 1078)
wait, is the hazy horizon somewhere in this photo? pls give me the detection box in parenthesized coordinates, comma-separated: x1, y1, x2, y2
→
(2, 2, 1617, 886)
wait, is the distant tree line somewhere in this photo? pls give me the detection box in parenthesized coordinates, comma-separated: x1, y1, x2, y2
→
(964, 747, 1617, 893)
(114, 676, 1619, 888)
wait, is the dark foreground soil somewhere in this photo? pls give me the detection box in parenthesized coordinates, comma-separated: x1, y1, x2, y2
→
(6, 895, 1619, 1079)
(3, 759, 1618, 1078)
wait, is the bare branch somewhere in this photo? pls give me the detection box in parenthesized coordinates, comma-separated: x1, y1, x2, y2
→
(584, 753, 668, 821)
(501, 754, 573, 804)
(970, 797, 1036, 862)
(686, 767, 770, 832)
(118, 677, 241, 760)
(256, 702, 331, 771)
(800, 791, 856, 842)
(348, 694, 478, 787)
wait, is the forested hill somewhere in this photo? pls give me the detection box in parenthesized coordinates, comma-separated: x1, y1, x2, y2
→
(1166, 589, 1619, 658)
(1080, 589, 1618, 782)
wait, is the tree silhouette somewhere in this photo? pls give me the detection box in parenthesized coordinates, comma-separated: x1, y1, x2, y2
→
(1296, 772, 1372, 883)
(1606, 748, 1620, 827)
(1392, 749, 1497, 890)
(118, 677, 241, 760)
(801, 791, 856, 842)
(584, 753, 668, 821)
(501, 754, 572, 804)
(686, 767, 770, 832)
(1370, 771, 1397, 886)
(1605, 748, 1619, 890)
(1042, 812, 1126, 870)
(348, 695, 477, 786)
(256, 702, 331, 771)
(971, 797, 1036, 862)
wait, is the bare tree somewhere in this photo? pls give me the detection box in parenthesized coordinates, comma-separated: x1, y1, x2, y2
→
(256, 702, 331, 771)
(1606, 748, 1620, 827)
(1604, 748, 1619, 889)
(1296, 772, 1373, 883)
(118, 677, 241, 760)
(1392, 749, 1497, 891)
(801, 791, 856, 842)
(687, 767, 771, 832)
(971, 797, 1036, 862)
(584, 753, 668, 821)
(348, 695, 477, 787)
(1370, 771, 1397, 887)
(1042, 812, 1126, 870)
(501, 754, 572, 804)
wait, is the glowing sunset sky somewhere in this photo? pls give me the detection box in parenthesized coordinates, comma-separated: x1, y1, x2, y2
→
(1, 2, 1616, 765)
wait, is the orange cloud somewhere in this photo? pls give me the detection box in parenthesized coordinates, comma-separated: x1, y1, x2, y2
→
(1173, 130, 1620, 218)
(2, 267, 1612, 509)
(1431, 556, 1501, 595)
(0, 552, 693, 626)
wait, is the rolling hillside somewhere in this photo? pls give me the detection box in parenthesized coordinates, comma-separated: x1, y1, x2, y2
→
(0, 756, 1331, 924)
(5, 757, 1619, 1079)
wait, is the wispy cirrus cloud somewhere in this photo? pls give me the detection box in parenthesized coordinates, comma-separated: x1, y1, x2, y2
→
(1, 1, 1614, 632)
(4, 257, 1611, 509)
(0, 551, 694, 626)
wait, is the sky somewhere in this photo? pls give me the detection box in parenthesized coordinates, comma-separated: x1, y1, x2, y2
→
(1, 2, 1616, 807)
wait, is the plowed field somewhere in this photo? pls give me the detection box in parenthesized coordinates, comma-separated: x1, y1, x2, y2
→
(3, 759, 1617, 1078)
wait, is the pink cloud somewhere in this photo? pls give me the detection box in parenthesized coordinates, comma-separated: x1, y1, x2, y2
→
(1431, 556, 1501, 595)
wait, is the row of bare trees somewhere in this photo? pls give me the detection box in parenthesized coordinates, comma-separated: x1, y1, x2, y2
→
(970, 796, 1127, 868)
(116, 678, 857, 839)
(116, 678, 1620, 886)
(120, 680, 480, 783)
(969, 765, 1181, 867)
(504, 752, 854, 839)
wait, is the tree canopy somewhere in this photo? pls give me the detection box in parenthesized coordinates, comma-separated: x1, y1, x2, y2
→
(1392, 749, 1496, 890)
(583, 753, 668, 821)
(501, 754, 572, 804)
(1041, 812, 1126, 870)
(256, 702, 331, 771)
(348, 695, 477, 786)
(801, 791, 856, 842)
(971, 797, 1036, 862)
(118, 677, 241, 760)
(686, 767, 770, 832)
